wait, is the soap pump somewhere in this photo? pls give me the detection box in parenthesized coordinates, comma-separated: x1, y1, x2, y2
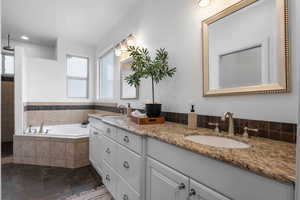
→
(188, 105, 197, 129)
(127, 103, 133, 117)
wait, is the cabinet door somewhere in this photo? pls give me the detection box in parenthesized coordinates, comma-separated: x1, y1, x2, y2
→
(189, 179, 231, 200)
(89, 127, 97, 165)
(146, 158, 188, 200)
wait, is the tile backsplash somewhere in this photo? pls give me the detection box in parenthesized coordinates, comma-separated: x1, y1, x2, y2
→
(24, 103, 297, 143)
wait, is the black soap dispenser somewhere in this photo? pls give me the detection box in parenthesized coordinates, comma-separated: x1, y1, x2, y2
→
(188, 105, 197, 129)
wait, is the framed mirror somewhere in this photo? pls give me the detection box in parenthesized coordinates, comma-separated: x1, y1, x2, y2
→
(202, 0, 289, 96)
(120, 57, 139, 99)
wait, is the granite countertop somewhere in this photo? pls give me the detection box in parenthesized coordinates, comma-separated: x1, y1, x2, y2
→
(89, 115, 296, 184)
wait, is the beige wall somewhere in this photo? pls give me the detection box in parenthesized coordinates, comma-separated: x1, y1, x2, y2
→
(1, 80, 14, 142)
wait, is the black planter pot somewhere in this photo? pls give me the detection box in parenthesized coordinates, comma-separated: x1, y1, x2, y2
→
(145, 104, 161, 118)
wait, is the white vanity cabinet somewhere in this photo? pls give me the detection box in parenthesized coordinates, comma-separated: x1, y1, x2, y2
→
(89, 118, 294, 200)
(146, 158, 230, 200)
(89, 118, 145, 200)
(146, 158, 189, 200)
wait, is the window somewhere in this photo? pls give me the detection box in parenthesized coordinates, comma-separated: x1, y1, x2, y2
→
(1, 53, 15, 76)
(99, 50, 114, 99)
(66, 55, 89, 98)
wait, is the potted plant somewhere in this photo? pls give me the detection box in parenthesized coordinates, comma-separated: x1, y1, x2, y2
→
(125, 46, 176, 117)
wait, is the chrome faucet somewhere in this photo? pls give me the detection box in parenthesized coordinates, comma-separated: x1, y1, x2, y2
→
(118, 105, 127, 115)
(38, 122, 44, 134)
(222, 112, 234, 136)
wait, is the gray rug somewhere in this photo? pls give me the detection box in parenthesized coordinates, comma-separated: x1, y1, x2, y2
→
(64, 186, 113, 200)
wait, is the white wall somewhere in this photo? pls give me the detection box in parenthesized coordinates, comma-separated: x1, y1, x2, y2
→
(96, 0, 299, 124)
(1, 39, 56, 60)
(24, 38, 96, 102)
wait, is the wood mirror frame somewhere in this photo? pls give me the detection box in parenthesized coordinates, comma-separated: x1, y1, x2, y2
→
(202, 0, 289, 96)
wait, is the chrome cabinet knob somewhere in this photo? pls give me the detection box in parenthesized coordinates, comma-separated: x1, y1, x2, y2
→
(178, 183, 186, 190)
(105, 148, 111, 154)
(123, 136, 129, 143)
(105, 175, 110, 182)
(123, 161, 130, 169)
(106, 128, 111, 133)
(123, 194, 129, 200)
(189, 189, 196, 196)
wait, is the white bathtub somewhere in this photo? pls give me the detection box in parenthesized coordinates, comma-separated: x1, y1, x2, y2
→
(24, 123, 89, 138)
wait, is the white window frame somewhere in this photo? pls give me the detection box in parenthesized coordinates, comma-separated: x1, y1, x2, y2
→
(66, 54, 89, 99)
(1, 52, 15, 77)
(98, 49, 115, 100)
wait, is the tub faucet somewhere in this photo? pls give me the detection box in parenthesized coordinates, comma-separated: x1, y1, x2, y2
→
(28, 125, 32, 133)
(38, 122, 44, 134)
(222, 112, 234, 136)
(118, 105, 127, 115)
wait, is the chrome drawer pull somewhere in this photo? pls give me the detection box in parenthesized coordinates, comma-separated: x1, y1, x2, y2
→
(105, 148, 111, 154)
(105, 175, 110, 182)
(123, 161, 130, 169)
(123, 136, 129, 143)
(93, 132, 98, 135)
(189, 189, 196, 196)
(178, 183, 186, 190)
(123, 194, 129, 200)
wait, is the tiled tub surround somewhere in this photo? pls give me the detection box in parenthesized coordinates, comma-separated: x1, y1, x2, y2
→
(14, 135, 89, 168)
(23, 103, 297, 143)
(23, 102, 118, 127)
(89, 115, 296, 184)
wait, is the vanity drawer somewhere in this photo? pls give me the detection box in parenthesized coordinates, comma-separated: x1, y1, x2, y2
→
(117, 176, 140, 200)
(103, 160, 117, 198)
(102, 136, 117, 168)
(117, 128, 142, 154)
(103, 124, 117, 140)
(116, 144, 143, 193)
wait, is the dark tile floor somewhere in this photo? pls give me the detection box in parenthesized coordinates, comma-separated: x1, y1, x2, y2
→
(1, 142, 103, 200)
(2, 164, 103, 200)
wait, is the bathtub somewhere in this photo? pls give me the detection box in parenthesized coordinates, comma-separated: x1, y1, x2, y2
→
(24, 123, 89, 138)
(14, 123, 90, 168)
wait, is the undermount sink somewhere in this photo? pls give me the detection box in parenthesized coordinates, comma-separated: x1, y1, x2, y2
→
(185, 135, 250, 149)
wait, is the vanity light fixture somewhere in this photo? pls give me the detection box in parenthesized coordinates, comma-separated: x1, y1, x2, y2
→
(198, 0, 210, 7)
(114, 34, 137, 57)
(120, 40, 128, 52)
(21, 35, 29, 40)
(127, 34, 136, 47)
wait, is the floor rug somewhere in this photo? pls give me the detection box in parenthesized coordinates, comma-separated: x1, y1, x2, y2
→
(64, 186, 113, 200)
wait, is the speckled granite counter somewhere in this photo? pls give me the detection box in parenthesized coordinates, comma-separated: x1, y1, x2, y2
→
(89, 115, 296, 184)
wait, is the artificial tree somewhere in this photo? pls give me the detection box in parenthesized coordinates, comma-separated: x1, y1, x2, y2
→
(125, 46, 176, 117)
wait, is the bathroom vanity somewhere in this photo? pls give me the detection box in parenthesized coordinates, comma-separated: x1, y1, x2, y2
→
(89, 115, 295, 200)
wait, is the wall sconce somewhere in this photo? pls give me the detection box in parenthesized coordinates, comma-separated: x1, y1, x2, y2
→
(115, 34, 137, 57)
(198, 0, 210, 7)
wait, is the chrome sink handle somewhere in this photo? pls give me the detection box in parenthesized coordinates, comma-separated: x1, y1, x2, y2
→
(208, 122, 220, 133)
(243, 126, 258, 138)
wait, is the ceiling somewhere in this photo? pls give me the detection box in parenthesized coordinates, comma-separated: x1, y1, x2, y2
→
(2, 0, 140, 47)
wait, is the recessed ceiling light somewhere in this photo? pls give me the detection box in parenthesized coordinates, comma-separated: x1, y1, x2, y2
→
(21, 35, 29, 40)
(198, 0, 210, 7)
